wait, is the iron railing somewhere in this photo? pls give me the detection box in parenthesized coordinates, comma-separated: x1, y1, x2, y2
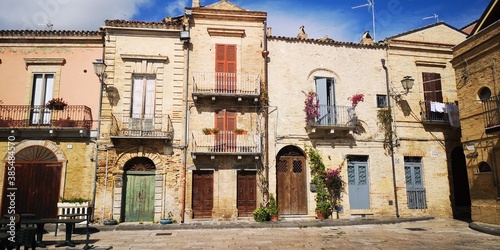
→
(111, 113, 174, 138)
(482, 95, 500, 129)
(0, 105, 92, 129)
(419, 100, 458, 123)
(192, 72, 260, 95)
(308, 105, 356, 127)
(407, 188, 427, 209)
(191, 130, 261, 154)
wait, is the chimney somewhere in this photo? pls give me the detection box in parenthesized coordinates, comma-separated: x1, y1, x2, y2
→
(360, 30, 374, 45)
(297, 25, 308, 39)
(267, 27, 272, 36)
(193, 0, 200, 7)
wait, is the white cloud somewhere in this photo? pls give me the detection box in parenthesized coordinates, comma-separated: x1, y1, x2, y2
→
(165, 0, 189, 16)
(0, 0, 151, 30)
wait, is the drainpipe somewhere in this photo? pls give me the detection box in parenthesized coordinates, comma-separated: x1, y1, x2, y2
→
(180, 11, 192, 224)
(263, 20, 270, 200)
(381, 58, 400, 218)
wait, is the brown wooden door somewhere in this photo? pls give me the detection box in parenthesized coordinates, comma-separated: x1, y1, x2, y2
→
(215, 44, 237, 92)
(2, 162, 61, 219)
(237, 171, 256, 217)
(276, 156, 307, 214)
(215, 109, 237, 151)
(192, 171, 213, 218)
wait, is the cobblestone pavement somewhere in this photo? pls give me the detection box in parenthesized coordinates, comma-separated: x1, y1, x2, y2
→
(39, 218, 499, 250)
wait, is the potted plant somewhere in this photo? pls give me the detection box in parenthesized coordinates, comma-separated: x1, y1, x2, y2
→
(316, 201, 331, 220)
(202, 127, 220, 135)
(252, 205, 269, 222)
(160, 211, 174, 225)
(233, 128, 247, 135)
(46, 97, 68, 110)
(268, 194, 279, 222)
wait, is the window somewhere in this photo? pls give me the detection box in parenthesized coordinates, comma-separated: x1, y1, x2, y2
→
(31, 73, 54, 124)
(478, 87, 491, 101)
(478, 162, 492, 173)
(315, 77, 336, 125)
(214, 109, 237, 151)
(215, 44, 237, 92)
(376, 94, 387, 108)
(131, 75, 155, 131)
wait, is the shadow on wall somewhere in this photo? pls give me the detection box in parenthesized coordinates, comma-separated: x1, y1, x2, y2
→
(106, 86, 120, 106)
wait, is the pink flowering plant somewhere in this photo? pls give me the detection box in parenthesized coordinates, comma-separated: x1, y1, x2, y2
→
(302, 91, 320, 123)
(348, 93, 364, 107)
(325, 165, 345, 208)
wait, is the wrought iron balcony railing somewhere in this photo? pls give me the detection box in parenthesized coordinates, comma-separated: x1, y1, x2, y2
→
(419, 101, 458, 124)
(482, 95, 500, 133)
(307, 105, 356, 128)
(191, 130, 261, 154)
(192, 72, 260, 96)
(0, 105, 92, 129)
(111, 113, 173, 138)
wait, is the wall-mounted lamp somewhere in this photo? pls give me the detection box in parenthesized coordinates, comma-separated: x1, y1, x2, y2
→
(92, 59, 107, 81)
(400, 76, 415, 94)
(180, 30, 190, 41)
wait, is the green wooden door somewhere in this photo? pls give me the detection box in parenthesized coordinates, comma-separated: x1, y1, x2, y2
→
(124, 171, 155, 222)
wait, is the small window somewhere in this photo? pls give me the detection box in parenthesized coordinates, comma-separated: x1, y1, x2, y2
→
(377, 95, 387, 108)
(478, 87, 491, 101)
(478, 162, 492, 173)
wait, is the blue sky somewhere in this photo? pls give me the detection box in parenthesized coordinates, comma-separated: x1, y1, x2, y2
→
(0, 0, 490, 42)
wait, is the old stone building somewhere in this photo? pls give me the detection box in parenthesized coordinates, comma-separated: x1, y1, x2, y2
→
(452, 0, 500, 225)
(184, 0, 267, 221)
(0, 30, 102, 218)
(267, 21, 467, 219)
(93, 18, 186, 222)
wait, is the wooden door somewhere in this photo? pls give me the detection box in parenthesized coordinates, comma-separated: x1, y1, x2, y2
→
(215, 44, 237, 92)
(123, 172, 155, 222)
(192, 171, 213, 218)
(347, 161, 370, 209)
(215, 109, 237, 151)
(237, 171, 256, 217)
(2, 162, 61, 219)
(276, 156, 307, 214)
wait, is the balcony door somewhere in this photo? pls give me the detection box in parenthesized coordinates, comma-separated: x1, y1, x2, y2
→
(131, 75, 155, 132)
(215, 109, 236, 152)
(423, 72, 443, 120)
(215, 44, 236, 93)
(315, 77, 336, 125)
(31, 73, 54, 125)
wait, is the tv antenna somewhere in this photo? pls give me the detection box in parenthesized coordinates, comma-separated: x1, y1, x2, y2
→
(38, 20, 53, 30)
(423, 14, 439, 23)
(352, 0, 376, 41)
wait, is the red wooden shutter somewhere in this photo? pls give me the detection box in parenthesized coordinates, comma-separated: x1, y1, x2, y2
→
(422, 72, 443, 102)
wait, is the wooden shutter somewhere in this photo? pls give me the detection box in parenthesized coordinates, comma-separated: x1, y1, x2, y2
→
(214, 109, 236, 131)
(422, 72, 443, 102)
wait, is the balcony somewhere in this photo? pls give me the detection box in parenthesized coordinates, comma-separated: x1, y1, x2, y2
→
(306, 105, 356, 134)
(0, 105, 92, 138)
(483, 95, 500, 134)
(110, 113, 173, 139)
(419, 101, 459, 125)
(192, 72, 260, 103)
(190, 130, 261, 159)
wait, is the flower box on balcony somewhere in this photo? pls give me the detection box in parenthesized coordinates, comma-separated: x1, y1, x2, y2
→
(202, 128, 220, 135)
(46, 98, 68, 110)
(233, 128, 247, 135)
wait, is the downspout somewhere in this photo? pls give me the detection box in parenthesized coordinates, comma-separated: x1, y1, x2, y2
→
(180, 11, 191, 224)
(263, 20, 270, 200)
(91, 29, 106, 222)
(381, 58, 400, 218)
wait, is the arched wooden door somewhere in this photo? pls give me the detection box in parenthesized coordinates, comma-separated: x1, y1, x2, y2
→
(122, 157, 156, 222)
(276, 146, 307, 215)
(2, 146, 61, 219)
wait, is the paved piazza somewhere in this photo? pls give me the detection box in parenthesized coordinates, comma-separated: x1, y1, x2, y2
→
(39, 219, 499, 250)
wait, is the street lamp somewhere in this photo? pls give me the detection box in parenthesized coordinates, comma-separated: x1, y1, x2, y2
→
(400, 76, 415, 94)
(92, 59, 106, 81)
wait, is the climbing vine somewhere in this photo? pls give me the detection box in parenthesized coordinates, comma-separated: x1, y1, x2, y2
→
(377, 108, 392, 152)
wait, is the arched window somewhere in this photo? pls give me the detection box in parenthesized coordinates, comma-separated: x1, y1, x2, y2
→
(478, 87, 491, 101)
(478, 162, 492, 173)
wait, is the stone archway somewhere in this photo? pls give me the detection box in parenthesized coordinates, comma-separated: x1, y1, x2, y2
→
(450, 147, 471, 220)
(275, 145, 307, 215)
